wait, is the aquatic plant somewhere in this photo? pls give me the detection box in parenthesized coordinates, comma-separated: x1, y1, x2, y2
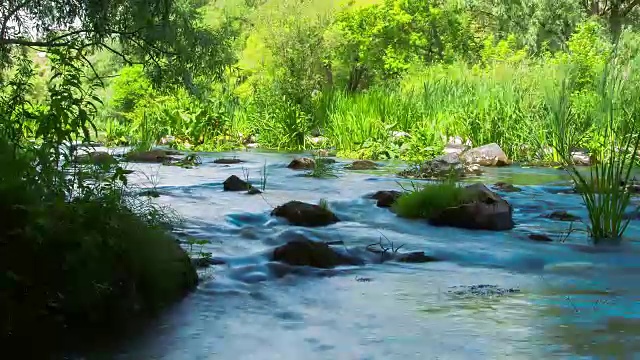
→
(260, 160, 268, 192)
(242, 166, 252, 188)
(393, 179, 471, 219)
(318, 198, 329, 209)
(366, 232, 405, 263)
(167, 153, 202, 168)
(186, 237, 213, 263)
(548, 50, 640, 242)
(306, 155, 339, 178)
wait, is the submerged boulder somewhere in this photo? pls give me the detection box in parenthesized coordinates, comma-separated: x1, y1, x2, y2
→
(316, 157, 337, 165)
(528, 233, 553, 242)
(223, 175, 250, 191)
(543, 210, 580, 222)
(368, 190, 403, 208)
(287, 157, 316, 170)
(398, 153, 482, 179)
(448, 284, 520, 297)
(272, 239, 360, 269)
(395, 251, 440, 263)
(428, 183, 515, 231)
(345, 160, 379, 170)
(124, 149, 177, 163)
(214, 158, 244, 164)
(492, 182, 522, 193)
(460, 143, 510, 167)
(271, 200, 340, 227)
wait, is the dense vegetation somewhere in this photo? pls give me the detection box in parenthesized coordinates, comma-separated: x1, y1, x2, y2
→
(2, 0, 640, 355)
(39, 0, 636, 165)
(0, 0, 213, 355)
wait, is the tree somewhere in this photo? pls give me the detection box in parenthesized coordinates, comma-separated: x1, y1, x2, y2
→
(468, 0, 585, 52)
(326, 0, 479, 91)
(0, 0, 235, 88)
(580, 0, 640, 40)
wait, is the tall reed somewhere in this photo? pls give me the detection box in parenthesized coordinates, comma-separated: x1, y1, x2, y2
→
(549, 54, 640, 242)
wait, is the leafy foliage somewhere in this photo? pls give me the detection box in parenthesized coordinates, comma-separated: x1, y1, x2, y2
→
(0, 0, 223, 354)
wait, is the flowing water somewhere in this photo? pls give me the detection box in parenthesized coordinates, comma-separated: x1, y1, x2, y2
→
(81, 150, 640, 360)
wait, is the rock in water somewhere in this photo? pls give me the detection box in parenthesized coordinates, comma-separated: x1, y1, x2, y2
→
(369, 190, 403, 208)
(272, 239, 360, 269)
(492, 182, 522, 192)
(287, 157, 316, 170)
(223, 175, 250, 191)
(395, 252, 440, 263)
(75, 151, 117, 166)
(428, 183, 515, 231)
(399, 153, 482, 179)
(528, 233, 553, 242)
(571, 151, 593, 166)
(214, 158, 244, 164)
(448, 284, 520, 298)
(124, 149, 176, 163)
(271, 201, 340, 227)
(345, 160, 379, 170)
(460, 143, 510, 166)
(543, 210, 580, 221)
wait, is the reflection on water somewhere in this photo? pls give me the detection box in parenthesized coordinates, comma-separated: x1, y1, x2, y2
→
(81, 149, 640, 359)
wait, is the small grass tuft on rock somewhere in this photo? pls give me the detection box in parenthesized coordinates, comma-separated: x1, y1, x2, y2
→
(393, 180, 471, 219)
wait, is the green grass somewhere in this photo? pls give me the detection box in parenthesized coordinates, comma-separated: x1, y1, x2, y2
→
(393, 180, 471, 219)
(96, 55, 640, 164)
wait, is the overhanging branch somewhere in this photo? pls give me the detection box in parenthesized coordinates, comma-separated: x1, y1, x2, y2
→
(0, 0, 33, 39)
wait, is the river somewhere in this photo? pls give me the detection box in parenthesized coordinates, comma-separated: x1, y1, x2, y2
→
(77, 149, 640, 359)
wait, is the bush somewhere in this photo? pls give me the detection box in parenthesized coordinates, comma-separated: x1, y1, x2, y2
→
(0, 142, 198, 356)
(393, 181, 471, 219)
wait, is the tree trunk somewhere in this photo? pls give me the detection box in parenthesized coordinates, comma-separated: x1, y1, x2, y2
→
(609, 2, 623, 42)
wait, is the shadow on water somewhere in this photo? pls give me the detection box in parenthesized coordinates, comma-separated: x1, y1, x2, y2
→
(79, 149, 640, 359)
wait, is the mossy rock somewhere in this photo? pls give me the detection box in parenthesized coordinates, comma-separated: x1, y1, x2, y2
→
(393, 183, 514, 231)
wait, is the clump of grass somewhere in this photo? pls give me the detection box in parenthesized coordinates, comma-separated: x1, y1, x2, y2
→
(549, 53, 640, 242)
(306, 155, 338, 178)
(318, 198, 329, 209)
(393, 179, 471, 219)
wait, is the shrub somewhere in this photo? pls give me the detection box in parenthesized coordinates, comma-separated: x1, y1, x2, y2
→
(0, 140, 197, 356)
